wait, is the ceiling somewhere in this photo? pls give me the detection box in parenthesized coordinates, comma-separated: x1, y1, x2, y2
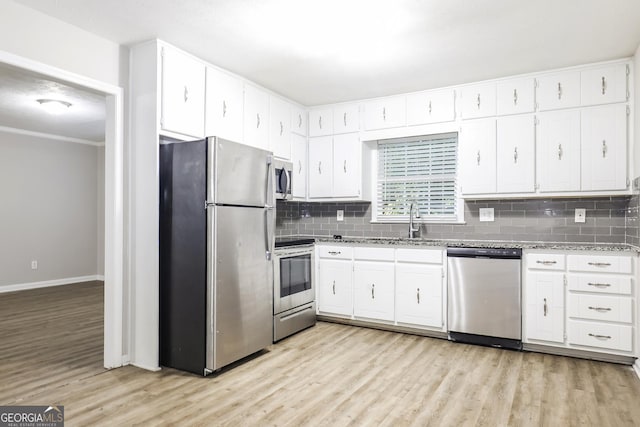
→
(0, 62, 106, 142)
(13, 0, 640, 107)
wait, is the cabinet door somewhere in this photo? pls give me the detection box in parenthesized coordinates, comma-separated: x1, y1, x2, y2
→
(525, 272, 565, 343)
(291, 133, 307, 199)
(269, 97, 291, 159)
(363, 96, 406, 130)
(332, 133, 360, 198)
(581, 105, 627, 191)
(317, 259, 353, 316)
(243, 84, 269, 150)
(308, 136, 333, 198)
(459, 118, 497, 195)
(460, 83, 496, 119)
(406, 89, 455, 125)
(537, 71, 580, 111)
(580, 64, 628, 106)
(205, 67, 243, 143)
(496, 77, 535, 116)
(333, 103, 360, 134)
(161, 46, 205, 137)
(537, 110, 581, 192)
(396, 263, 443, 328)
(496, 115, 535, 193)
(353, 261, 394, 321)
(291, 106, 308, 136)
(309, 107, 333, 136)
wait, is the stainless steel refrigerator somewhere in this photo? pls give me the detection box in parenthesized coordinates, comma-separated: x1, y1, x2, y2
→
(159, 136, 274, 376)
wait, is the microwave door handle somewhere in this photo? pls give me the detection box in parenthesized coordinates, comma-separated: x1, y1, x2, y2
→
(284, 167, 291, 200)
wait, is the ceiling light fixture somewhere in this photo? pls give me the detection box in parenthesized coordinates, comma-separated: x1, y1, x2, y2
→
(36, 98, 72, 115)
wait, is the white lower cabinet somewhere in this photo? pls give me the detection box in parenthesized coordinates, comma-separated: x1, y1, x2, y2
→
(396, 263, 443, 328)
(317, 258, 353, 317)
(525, 271, 565, 343)
(353, 261, 394, 321)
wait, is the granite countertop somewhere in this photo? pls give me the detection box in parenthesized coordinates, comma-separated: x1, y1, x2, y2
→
(280, 235, 639, 252)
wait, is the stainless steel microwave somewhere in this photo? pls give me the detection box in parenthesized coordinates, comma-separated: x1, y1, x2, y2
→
(274, 159, 293, 200)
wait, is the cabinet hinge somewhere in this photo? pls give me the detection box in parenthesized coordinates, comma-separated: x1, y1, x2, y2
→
(627, 105, 631, 116)
(441, 268, 445, 278)
(160, 117, 164, 127)
(534, 116, 540, 126)
(564, 333, 567, 341)
(627, 178, 631, 188)
(563, 274, 567, 286)
(626, 64, 630, 76)
(535, 183, 540, 190)
(534, 78, 539, 88)
(160, 47, 165, 58)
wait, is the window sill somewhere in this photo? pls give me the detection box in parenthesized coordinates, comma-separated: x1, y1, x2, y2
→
(370, 219, 466, 225)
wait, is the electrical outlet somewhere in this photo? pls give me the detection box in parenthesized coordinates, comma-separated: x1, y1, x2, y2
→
(336, 210, 344, 221)
(575, 208, 586, 223)
(479, 208, 494, 222)
(31, 260, 38, 270)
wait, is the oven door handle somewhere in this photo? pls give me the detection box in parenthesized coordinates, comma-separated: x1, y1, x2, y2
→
(278, 305, 314, 322)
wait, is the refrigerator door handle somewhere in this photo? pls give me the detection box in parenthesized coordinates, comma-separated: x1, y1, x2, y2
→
(264, 207, 273, 261)
(265, 154, 274, 207)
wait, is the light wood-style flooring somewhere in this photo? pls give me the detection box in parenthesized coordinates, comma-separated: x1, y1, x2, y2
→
(1, 282, 640, 426)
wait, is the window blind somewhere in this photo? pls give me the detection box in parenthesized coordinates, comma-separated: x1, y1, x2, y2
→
(376, 132, 458, 221)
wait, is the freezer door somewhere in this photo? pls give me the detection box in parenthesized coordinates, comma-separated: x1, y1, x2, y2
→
(207, 205, 274, 371)
(207, 137, 273, 207)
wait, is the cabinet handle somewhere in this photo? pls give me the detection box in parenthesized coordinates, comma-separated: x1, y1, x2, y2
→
(558, 144, 563, 160)
(280, 121, 283, 136)
(543, 298, 548, 317)
(382, 107, 386, 121)
(298, 160, 302, 174)
(184, 86, 189, 103)
(557, 82, 562, 100)
(343, 112, 347, 127)
(328, 251, 341, 255)
(343, 160, 347, 173)
(428, 101, 432, 115)
(587, 282, 611, 288)
(514, 146, 518, 164)
(601, 76, 606, 95)
(588, 306, 612, 312)
(371, 284, 375, 299)
(476, 150, 481, 166)
(602, 140, 607, 158)
(416, 288, 420, 304)
(318, 161, 322, 174)
(298, 114, 302, 128)
(588, 262, 611, 267)
(332, 280, 336, 295)
(256, 113, 260, 128)
(319, 116, 322, 129)
(476, 93, 481, 109)
(536, 260, 557, 265)
(589, 333, 611, 340)
(222, 100, 227, 117)
(513, 88, 518, 105)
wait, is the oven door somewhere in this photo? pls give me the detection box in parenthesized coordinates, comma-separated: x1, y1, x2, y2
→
(274, 247, 314, 314)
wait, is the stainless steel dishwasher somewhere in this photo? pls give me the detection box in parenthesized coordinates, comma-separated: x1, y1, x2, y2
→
(447, 247, 522, 350)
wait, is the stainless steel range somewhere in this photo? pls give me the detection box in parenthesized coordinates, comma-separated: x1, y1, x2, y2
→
(273, 239, 316, 342)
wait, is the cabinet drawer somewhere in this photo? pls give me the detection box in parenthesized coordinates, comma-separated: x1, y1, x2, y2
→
(317, 246, 353, 259)
(567, 254, 632, 273)
(567, 320, 633, 352)
(354, 247, 395, 262)
(527, 253, 565, 270)
(580, 64, 628, 106)
(568, 293, 632, 323)
(496, 77, 535, 115)
(460, 83, 496, 119)
(567, 274, 632, 295)
(396, 248, 443, 264)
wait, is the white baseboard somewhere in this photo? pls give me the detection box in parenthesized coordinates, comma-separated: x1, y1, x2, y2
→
(0, 275, 103, 293)
(634, 360, 640, 380)
(96, 275, 105, 281)
(131, 362, 161, 372)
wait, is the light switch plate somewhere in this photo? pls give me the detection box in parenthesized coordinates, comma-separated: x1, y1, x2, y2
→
(575, 208, 586, 223)
(336, 210, 344, 221)
(479, 208, 494, 222)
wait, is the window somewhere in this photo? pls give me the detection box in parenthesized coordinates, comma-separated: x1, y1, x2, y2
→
(374, 132, 460, 222)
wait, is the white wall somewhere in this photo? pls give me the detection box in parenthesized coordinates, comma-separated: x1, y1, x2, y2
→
(0, 131, 102, 288)
(635, 45, 640, 179)
(97, 146, 105, 277)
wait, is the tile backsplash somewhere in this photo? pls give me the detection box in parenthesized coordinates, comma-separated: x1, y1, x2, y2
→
(277, 196, 637, 245)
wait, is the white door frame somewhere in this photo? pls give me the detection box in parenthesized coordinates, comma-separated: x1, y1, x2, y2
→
(0, 50, 125, 368)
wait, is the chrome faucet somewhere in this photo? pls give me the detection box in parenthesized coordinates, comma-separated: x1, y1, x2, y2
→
(408, 202, 420, 239)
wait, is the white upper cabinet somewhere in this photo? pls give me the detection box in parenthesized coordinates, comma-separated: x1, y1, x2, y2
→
(291, 106, 307, 136)
(537, 110, 581, 192)
(291, 133, 307, 199)
(308, 136, 333, 198)
(309, 108, 333, 137)
(161, 46, 205, 137)
(496, 78, 535, 116)
(333, 103, 360, 134)
(580, 64, 628, 106)
(243, 84, 269, 150)
(496, 115, 535, 193)
(406, 88, 456, 125)
(363, 96, 406, 130)
(459, 118, 497, 195)
(269, 96, 291, 159)
(332, 133, 360, 198)
(460, 83, 496, 119)
(536, 71, 581, 111)
(581, 104, 628, 191)
(205, 67, 243, 143)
